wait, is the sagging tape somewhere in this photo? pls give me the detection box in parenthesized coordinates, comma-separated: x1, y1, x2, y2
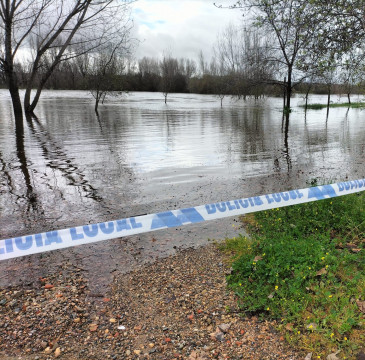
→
(1, 179, 364, 261)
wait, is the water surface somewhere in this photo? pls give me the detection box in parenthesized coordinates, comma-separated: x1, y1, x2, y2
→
(0, 90, 364, 293)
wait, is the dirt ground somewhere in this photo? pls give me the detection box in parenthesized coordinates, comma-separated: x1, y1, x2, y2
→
(0, 245, 303, 360)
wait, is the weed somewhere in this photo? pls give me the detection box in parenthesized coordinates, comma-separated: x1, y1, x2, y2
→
(284, 106, 292, 114)
(222, 190, 365, 358)
(302, 102, 365, 110)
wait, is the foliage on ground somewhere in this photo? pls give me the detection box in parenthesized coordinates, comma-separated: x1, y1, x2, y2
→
(220, 189, 365, 358)
(302, 102, 365, 110)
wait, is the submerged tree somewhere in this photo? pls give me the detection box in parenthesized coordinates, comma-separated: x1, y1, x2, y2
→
(80, 44, 127, 114)
(159, 53, 179, 104)
(209, 56, 230, 107)
(0, 0, 134, 122)
(338, 49, 365, 104)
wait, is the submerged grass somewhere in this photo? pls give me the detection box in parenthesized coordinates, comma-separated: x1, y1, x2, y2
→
(219, 188, 365, 358)
(302, 102, 365, 110)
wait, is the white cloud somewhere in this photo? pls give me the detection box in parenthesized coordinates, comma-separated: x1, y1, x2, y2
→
(131, 0, 243, 62)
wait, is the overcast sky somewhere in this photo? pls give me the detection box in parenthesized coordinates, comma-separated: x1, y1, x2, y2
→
(131, 0, 243, 62)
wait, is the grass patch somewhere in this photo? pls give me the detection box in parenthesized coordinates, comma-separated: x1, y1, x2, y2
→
(302, 102, 365, 110)
(221, 188, 365, 358)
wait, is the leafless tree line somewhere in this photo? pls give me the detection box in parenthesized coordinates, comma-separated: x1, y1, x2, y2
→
(3, 30, 363, 112)
(2, 0, 365, 119)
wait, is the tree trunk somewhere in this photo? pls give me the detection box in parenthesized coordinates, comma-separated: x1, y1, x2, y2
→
(304, 85, 311, 111)
(283, 112, 291, 171)
(283, 77, 286, 109)
(95, 97, 100, 113)
(17, 114, 36, 205)
(286, 70, 292, 110)
(24, 55, 42, 114)
(24, 68, 51, 114)
(286, 85, 292, 109)
(26, 86, 43, 114)
(8, 75, 24, 125)
(347, 93, 351, 105)
(4, 17, 24, 124)
(305, 91, 309, 111)
(24, 83, 33, 114)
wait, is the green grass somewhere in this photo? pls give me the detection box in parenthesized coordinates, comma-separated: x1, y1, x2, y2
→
(302, 102, 365, 110)
(219, 189, 365, 358)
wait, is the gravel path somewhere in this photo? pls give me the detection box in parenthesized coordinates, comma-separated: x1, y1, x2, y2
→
(0, 245, 303, 359)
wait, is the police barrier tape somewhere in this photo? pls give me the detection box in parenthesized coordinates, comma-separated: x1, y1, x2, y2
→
(1, 179, 365, 261)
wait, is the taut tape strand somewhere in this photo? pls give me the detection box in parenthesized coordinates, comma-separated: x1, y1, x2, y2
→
(1, 179, 364, 261)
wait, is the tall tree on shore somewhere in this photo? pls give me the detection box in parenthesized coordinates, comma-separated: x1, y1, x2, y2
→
(0, 0, 133, 123)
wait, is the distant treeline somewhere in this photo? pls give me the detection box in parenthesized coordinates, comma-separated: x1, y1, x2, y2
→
(2, 55, 363, 98)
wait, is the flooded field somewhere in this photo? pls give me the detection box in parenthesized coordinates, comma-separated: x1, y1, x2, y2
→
(0, 90, 364, 294)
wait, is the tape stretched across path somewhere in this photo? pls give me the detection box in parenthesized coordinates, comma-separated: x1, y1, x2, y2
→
(1, 179, 364, 261)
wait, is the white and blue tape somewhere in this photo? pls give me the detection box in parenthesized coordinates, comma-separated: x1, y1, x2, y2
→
(0, 179, 364, 261)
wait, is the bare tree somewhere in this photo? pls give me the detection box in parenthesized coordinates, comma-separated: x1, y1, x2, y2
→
(137, 56, 160, 91)
(208, 56, 227, 107)
(159, 52, 178, 104)
(213, 23, 275, 100)
(0, 0, 134, 123)
(198, 50, 209, 76)
(82, 43, 127, 114)
(215, 23, 242, 74)
(138, 56, 160, 76)
(178, 57, 197, 80)
(183, 58, 197, 79)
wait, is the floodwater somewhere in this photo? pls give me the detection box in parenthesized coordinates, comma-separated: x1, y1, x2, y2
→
(0, 90, 364, 294)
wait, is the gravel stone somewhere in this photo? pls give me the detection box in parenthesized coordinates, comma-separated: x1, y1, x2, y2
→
(0, 245, 303, 359)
